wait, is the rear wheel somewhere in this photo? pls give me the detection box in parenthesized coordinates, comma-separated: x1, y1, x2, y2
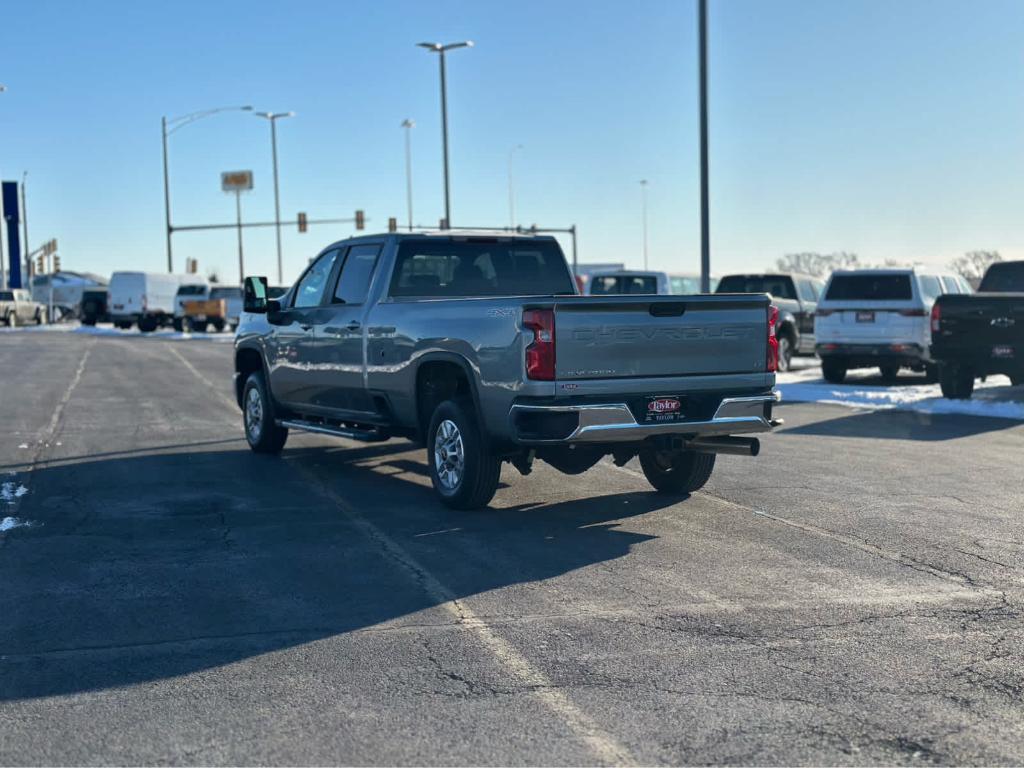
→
(939, 363, 975, 399)
(427, 398, 501, 510)
(243, 372, 289, 453)
(1011, 374, 1024, 387)
(879, 364, 899, 380)
(138, 316, 158, 333)
(191, 320, 208, 333)
(82, 317, 96, 326)
(211, 318, 226, 332)
(34, 309, 43, 325)
(639, 448, 716, 495)
(822, 358, 847, 384)
(172, 318, 184, 332)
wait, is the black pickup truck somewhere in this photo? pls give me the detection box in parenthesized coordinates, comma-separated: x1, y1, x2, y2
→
(931, 261, 1024, 399)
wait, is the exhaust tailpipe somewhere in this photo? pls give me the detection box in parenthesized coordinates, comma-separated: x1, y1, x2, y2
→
(684, 436, 760, 457)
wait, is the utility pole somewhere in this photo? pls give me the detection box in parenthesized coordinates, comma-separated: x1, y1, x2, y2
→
(401, 119, 415, 231)
(508, 144, 523, 230)
(234, 189, 245, 284)
(698, 0, 711, 292)
(640, 179, 649, 270)
(21, 172, 30, 283)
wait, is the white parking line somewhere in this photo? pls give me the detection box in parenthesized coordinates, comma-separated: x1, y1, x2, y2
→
(171, 345, 637, 766)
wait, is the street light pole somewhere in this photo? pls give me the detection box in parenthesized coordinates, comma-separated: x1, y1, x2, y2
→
(21, 172, 29, 283)
(0, 84, 7, 290)
(161, 105, 253, 273)
(254, 111, 294, 285)
(235, 189, 245, 284)
(698, 0, 711, 292)
(417, 41, 473, 229)
(401, 119, 415, 231)
(508, 144, 523, 230)
(640, 179, 649, 270)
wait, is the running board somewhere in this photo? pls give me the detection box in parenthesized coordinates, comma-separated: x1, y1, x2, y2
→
(277, 419, 389, 442)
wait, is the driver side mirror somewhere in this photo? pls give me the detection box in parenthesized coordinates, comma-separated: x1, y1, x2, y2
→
(243, 276, 278, 313)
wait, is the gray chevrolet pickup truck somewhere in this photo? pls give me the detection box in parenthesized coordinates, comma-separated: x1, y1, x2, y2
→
(235, 232, 780, 509)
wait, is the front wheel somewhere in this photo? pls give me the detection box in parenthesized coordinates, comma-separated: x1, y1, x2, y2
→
(639, 448, 716, 494)
(243, 372, 289, 453)
(7, 312, 17, 328)
(34, 310, 43, 325)
(879, 364, 899, 380)
(427, 399, 501, 510)
(822, 358, 847, 384)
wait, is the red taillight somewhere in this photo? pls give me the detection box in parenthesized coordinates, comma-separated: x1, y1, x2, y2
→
(930, 303, 941, 332)
(523, 308, 556, 381)
(899, 308, 926, 317)
(767, 305, 779, 373)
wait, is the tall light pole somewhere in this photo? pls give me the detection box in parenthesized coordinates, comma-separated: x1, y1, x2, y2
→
(401, 119, 415, 231)
(508, 144, 523, 230)
(0, 84, 6, 290)
(417, 41, 473, 229)
(21, 172, 29, 282)
(640, 179, 649, 270)
(162, 105, 252, 273)
(254, 111, 294, 285)
(698, 0, 711, 292)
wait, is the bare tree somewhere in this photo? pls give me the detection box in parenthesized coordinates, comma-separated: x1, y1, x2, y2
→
(774, 251, 860, 277)
(949, 250, 1001, 281)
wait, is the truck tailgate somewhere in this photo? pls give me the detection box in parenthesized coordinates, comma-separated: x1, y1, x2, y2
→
(936, 293, 1024, 345)
(553, 294, 769, 379)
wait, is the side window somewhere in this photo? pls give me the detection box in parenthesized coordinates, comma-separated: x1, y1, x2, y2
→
(940, 276, 960, 294)
(333, 244, 381, 304)
(797, 279, 817, 302)
(293, 249, 340, 308)
(918, 275, 942, 302)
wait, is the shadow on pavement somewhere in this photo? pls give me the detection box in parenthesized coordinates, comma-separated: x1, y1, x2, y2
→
(782, 408, 1021, 441)
(0, 440, 667, 702)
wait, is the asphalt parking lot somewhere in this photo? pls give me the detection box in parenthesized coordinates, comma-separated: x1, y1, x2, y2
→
(1, 332, 1022, 765)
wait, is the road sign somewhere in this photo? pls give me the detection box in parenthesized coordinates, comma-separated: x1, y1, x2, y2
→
(297, 212, 307, 233)
(221, 170, 254, 192)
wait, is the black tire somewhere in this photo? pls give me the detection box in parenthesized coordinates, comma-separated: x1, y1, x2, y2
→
(242, 371, 289, 453)
(1011, 374, 1024, 387)
(777, 334, 794, 372)
(211, 319, 226, 333)
(427, 398, 501, 510)
(34, 310, 43, 325)
(939, 364, 974, 400)
(191, 320, 208, 333)
(138, 316, 158, 333)
(924, 364, 940, 384)
(82, 317, 96, 326)
(172, 318, 184, 332)
(879, 364, 899, 380)
(639, 448, 716, 495)
(822, 358, 847, 384)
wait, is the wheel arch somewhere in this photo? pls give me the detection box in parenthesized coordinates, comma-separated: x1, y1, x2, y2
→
(413, 352, 482, 443)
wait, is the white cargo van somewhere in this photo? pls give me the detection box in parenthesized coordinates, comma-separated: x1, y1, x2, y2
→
(814, 268, 972, 383)
(108, 272, 189, 332)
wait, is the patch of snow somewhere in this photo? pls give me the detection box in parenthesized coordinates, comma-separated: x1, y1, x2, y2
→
(778, 364, 1024, 421)
(1, 482, 29, 503)
(17, 444, 28, 449)
(0, 322, 235, 343)
(0, 517, 31, 532)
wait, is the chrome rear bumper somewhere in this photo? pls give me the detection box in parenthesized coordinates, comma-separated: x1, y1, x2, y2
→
(510, 392, 781, 445)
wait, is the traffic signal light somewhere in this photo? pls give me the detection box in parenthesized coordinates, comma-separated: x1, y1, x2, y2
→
(53, 255, 61, 273)
(297, 212, 308, 233)
(355, 209, 365, 231)
(36, 254, 44, 274)
(388, 217, 397, 233)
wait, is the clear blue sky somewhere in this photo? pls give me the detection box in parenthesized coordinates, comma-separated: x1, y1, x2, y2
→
(2, 0, 1023, 284)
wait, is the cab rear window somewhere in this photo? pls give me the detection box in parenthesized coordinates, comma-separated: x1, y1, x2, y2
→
(979, 262, 1024, 293)
(590, 275, 658, 295)
(825, 274, 912, 301)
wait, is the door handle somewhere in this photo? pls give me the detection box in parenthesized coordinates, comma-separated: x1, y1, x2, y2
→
(346, 321, 362, 331)
(299, 323, 313, 332)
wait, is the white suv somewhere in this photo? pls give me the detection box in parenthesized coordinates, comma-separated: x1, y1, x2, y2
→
(814, 268, 972, 383)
